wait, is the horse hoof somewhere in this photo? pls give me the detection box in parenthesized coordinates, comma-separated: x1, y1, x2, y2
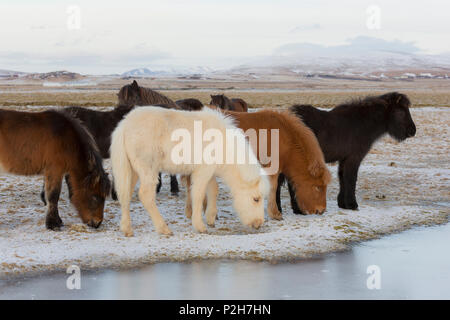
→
(269, 212, 283, 220)
(120, 225, 134, 237)
(194, 224, 207, 233)
(157, 226, 173, 236)
(45, 217, 63, 230)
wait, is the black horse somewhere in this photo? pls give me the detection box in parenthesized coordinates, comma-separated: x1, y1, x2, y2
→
(41, 104, 133, 204)
(277, 92, 416, 213)
(176, 98, 203, 111)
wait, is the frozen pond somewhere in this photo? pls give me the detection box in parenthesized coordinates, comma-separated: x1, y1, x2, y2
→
(1, 221, 449, 299)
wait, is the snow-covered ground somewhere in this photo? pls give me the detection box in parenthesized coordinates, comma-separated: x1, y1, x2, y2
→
(0, 107, 448, 277)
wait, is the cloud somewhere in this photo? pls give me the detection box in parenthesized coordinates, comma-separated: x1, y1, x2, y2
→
(274, 36, 422, 56)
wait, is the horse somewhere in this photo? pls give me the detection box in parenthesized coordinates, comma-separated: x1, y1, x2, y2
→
(118, 80, 179, 109)
(39, 104, 134, 204)
(0, 109, 111, 230)
(210, 94, 249, 112)
(176, 98, 204, 111)
(277, 92, 416, 213)
(111, 106, 269, 236)
(185, 108, 331, 222)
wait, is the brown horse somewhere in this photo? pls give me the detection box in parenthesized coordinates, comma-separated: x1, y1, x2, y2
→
(210, 94, 248, 112)
(176, 98, 204, 111)
(118, 80, 179, 109)
(186, 108, 331, 219)
(0, 109, 111, 230)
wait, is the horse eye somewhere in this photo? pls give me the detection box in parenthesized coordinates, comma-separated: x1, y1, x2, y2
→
(253, 197, 260, 203)
(315, 186, 320, 192)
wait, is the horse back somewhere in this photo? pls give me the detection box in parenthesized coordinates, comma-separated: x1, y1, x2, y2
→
(0, 109, 82, 175)
(231, 98, 248, 112)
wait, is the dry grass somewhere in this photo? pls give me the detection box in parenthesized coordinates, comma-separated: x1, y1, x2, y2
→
(0, 78, 449, 108)
(1, 89, 449, 109)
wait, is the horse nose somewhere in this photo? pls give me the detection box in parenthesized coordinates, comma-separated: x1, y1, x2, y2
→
(408, 125, 416, 137)
(88, 219, 102, 229)
(315, 208, 326, 215)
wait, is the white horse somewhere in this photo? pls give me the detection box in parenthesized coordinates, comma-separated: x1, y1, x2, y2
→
(111, 106, 269, 236)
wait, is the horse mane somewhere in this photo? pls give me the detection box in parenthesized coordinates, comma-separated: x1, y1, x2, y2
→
(276, 110, 330, 183)
(53, 110, 110, 196)
(202, 107, 263, 184)
(138, 86, 179, 109)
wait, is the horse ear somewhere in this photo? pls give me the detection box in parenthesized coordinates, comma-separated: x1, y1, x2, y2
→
(131, 80, 139, 90)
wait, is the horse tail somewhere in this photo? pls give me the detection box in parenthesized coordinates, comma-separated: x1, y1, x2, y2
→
(110, 122, 133, 206)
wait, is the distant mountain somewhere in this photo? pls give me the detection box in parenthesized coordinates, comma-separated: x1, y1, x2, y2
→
(121, 66, 214, 77)
(224, 36, 450, 80)
(0, 69, 27, 78)
(25, 70, 83, 81)
(121, 68, 157, 77)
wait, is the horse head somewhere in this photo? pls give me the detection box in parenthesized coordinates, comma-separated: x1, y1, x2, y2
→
(381, 92, 416, 141)
(118, 80, 142, 106)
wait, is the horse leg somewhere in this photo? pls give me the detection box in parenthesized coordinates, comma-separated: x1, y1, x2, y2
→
(267, 173, 283, 220)
(136, 166, 172, 235)
(205, 178, 219, 227)
(184, 175, 193, 219)
(119, 171, 138, 237)
(288, 181, 304, 215)
(64, 174, 73, 199)
(276, 174, 284, 213)
(339, 158, 360, 210)
(40, 181, 47, 205)
(156, 172, 162, 193)
(44, 175, 63, 230)
(190, 170, 214, 233)
(337, 160, 346, 209)
(170, 175, 179, 195)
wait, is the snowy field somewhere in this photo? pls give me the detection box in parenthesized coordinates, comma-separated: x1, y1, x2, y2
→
(0, 107, 448, 277)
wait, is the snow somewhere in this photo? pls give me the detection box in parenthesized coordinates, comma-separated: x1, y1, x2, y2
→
(0, 107, 448, 277)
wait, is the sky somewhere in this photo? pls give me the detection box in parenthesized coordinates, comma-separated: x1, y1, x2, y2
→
(0, 0, 449, 74)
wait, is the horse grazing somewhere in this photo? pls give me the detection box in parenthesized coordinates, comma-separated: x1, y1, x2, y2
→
(176, 98, 204, 111)
(0, 109, 111, 230)
(210, 94, 248, 112)
(40, 104, 134, 204)
(187, 108, 331, 221)
(278, 92, 416, 213)
(111, 107, 269, 236)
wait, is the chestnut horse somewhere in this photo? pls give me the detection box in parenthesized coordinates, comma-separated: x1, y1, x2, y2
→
(278, 92, 416, 213)
(210, 94, 248, 112)
(186, 108, 331, 221)
(0, 109, 111, 230)
(40, 104, 134, 203)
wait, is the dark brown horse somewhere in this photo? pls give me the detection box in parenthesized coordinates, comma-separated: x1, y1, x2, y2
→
(277, 92, 416, 213)
(0, 109, 111, 230)
(118, 80, 179, 109)
(40, 104, 134, 204)
(176, 98, 203, 111)
(210, 94, 248, 112)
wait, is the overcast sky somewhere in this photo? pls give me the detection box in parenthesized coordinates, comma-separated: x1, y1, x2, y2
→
(0, 0, 449, 74)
